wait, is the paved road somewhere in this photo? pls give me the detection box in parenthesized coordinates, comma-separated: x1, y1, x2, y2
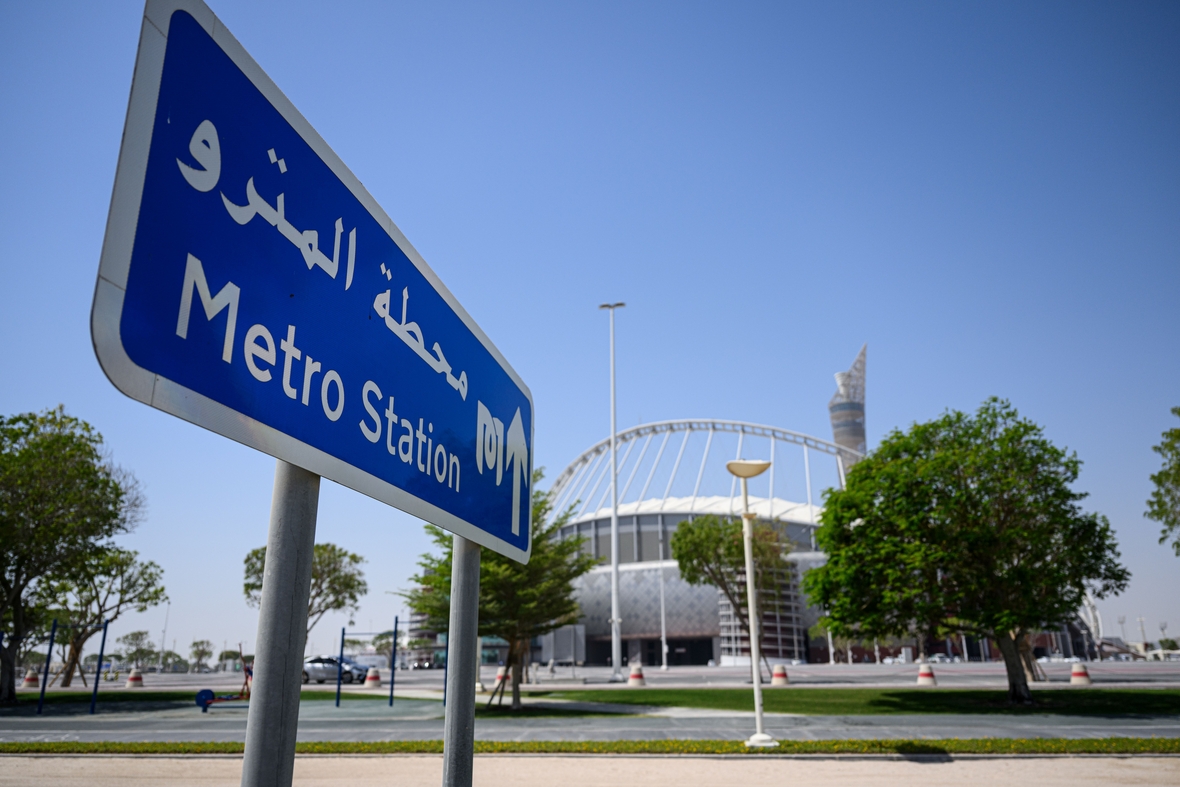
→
(3, 697, 1178, 743)
(34, 660, 1180, 698)
(1, 754, 1178, 787)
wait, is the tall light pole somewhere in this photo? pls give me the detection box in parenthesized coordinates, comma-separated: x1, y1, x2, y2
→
(726, 458, 777, 748)
(600, 302, 625, 681)
(660, 523, 670, 670)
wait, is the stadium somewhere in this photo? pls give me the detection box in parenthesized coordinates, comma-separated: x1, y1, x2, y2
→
(543, 347, 867, 667)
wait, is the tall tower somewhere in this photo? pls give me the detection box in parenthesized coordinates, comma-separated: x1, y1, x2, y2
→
(828, 345, 866, 464)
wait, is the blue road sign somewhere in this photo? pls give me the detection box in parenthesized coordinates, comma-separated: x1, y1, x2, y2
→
(92, 0, 533, 561)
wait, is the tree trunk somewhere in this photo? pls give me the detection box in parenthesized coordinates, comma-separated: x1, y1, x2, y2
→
(60, 637, 86, 688)
(994, 631, 1034, 705)
(1018, 632, 1045, 683)
(59, 647, 88, 688)
(0, 639, 16, 705)
(510, 638, 524, 711)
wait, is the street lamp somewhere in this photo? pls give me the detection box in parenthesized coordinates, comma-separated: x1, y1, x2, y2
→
(726, 458, 777, 748)
(600, 302, 625, 681)
(658, 524, 668, 671)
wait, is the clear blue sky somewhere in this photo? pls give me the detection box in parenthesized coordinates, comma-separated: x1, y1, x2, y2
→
(2, 1, 1177, 657)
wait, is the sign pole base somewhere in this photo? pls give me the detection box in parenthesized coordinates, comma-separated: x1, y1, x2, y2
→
(442, 535, 481, 787)
(241, 460, 320, 787)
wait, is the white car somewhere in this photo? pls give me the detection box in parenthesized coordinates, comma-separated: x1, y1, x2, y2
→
(302, 655, 367, 684)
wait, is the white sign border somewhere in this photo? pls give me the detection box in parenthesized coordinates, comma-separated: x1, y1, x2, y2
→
(91, 0, 534, 562)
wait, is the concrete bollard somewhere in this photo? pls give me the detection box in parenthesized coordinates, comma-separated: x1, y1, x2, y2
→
(771, 663, 789, 686)
(1070, 663, 1092, 686)
(916, 663, 937, 686)
(125, 668, 144, 688)
(628, 664, 646, 686)
(21, 669, 39, 689)
(364, 667, 382, 688)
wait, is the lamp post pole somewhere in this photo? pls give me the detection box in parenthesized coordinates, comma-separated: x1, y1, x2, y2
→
(658, 523, 668, 671)
(600, 302, 625, 681)
(726, 459, 776, 748)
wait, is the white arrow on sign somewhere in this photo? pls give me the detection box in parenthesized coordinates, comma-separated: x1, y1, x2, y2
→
(505, 408, 528, 535)
(476, 401, 529, 535)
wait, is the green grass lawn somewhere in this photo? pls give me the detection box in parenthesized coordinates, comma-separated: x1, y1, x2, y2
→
(16, 687, 1180, 717)
(548, 688, 1180, 716)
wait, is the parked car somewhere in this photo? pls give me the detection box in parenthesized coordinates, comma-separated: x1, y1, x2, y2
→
(302, 655, 368, 684)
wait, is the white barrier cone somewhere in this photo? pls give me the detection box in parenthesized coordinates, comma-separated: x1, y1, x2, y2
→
(1070, 663, 1093, 686)
(364, 667, 382, 688)
(628, 664, 646, 686)
(916, 663, 937, 686)
(771, 663, 789, 686)
(21, 669, 39, 689)
(125, 668, 144, 688)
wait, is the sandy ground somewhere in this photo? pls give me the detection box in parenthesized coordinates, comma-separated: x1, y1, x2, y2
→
(1, 755, 1177, 786)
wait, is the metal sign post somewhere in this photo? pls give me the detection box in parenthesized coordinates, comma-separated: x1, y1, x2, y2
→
(442, 536, 481, 787)
(94, 2, 533, 786)
(240, 461, 319, 787)
(389, 616, 398, 707)
(36, 620, 58, 716)
(90, 619, 110, 715)
(335, 626, 346, 708)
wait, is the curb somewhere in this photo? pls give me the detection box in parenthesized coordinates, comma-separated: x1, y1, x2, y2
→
(2, 752, 1180, 760)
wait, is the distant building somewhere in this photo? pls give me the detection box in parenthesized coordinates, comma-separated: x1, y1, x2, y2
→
(406, 609, 445, 668)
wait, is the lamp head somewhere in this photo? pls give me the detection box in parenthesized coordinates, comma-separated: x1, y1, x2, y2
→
(726, 459, 771, 479)
(598, 302, 626, 310)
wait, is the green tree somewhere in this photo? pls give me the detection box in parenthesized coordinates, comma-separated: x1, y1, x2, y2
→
(1146, 406, 1180, 556)
(0, 407, 142, 704)
(805, 398, 1129, 704)
(160, 650, 187, 672)
(371, 630, 396, 658)
(244, 543, 367, 637)
(43, 548, 167, 686)
(116, 630, 156, 669)
(403, 472, 596, 710)
(190, 639, 214, 671)
(670, 513, 793, 675)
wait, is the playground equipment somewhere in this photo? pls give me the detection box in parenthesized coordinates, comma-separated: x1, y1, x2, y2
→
(196, 646, 252, 712)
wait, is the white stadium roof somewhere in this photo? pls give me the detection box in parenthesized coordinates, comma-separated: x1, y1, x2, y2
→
(550, 418, 861, 525)
(572, 494, 821, 526)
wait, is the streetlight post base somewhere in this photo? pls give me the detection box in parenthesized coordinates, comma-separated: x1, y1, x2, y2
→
(608, 673, 625, 683)
(745, 733, 779, 748)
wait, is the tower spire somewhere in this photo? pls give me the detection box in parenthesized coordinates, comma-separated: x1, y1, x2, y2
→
(828, 345, 866, 461)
